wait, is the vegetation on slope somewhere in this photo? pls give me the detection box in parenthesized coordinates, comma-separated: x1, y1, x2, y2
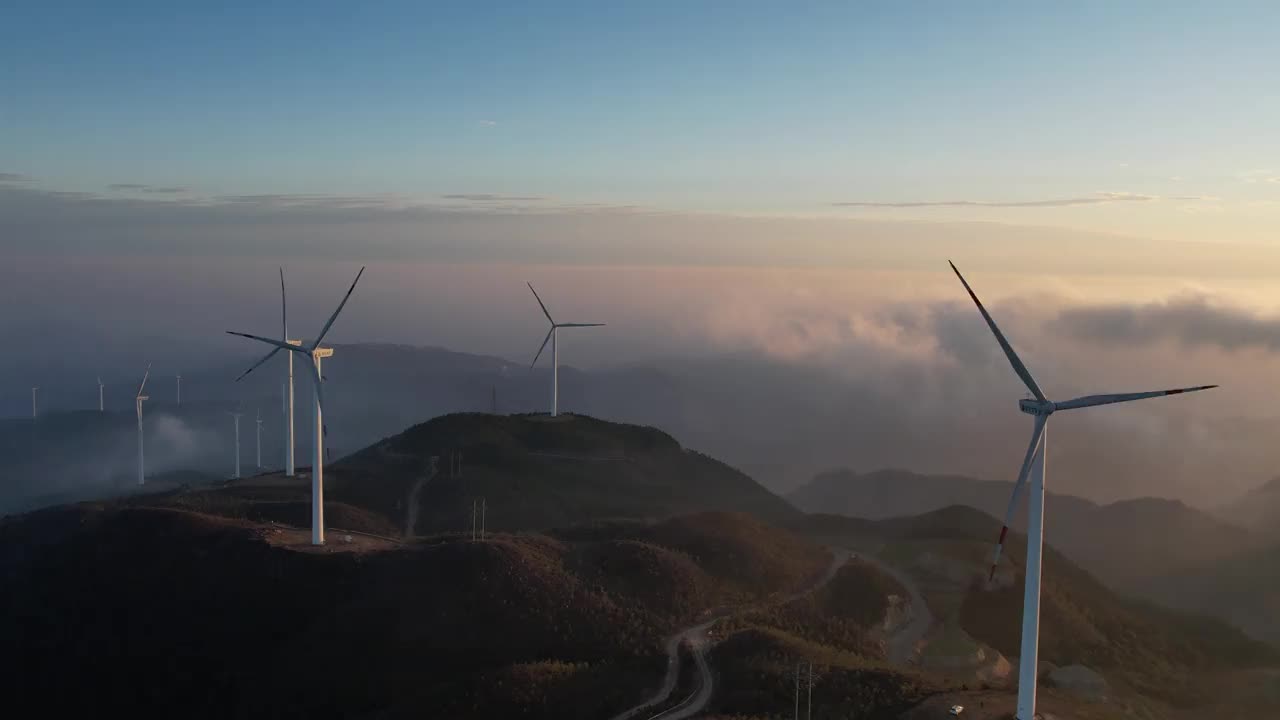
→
(332, 412, 801, 534)
(706, 628, 948, 719)
(0, 501, 827, 719)
(959, 531, 1279, 705)
(718, 558, 909, 658)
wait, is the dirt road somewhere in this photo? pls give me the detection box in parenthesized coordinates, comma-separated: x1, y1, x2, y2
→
(856, 551, 934, 665)
(610, 549, 850, 720)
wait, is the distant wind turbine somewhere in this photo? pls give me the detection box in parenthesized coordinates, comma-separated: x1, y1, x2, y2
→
(135, 364, 151, 486)
(228, 409, 243, 479)
(239, 269, 298, 476)
(527, 282, 604, 417)
(175, 374, 182, 408)
(228, 266, 365, 545)
(30, 387, 38, 419)
(255, 408, 263, 470)
(950, 261, 1216, 720)
(97, 376, 104, 412)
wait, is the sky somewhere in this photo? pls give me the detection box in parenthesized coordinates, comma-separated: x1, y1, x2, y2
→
(4, 2, 1280, 506)
(4, 1, 1280, 243)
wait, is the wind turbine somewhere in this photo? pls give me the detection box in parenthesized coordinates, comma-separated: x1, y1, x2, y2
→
(97, 377, 104, 412)
(255, 408, 263, 470)
(227, 409, 243, 479)
(228, 266, 365, 545)
(175, 374, 182, 408)
(135, 364, 151, 486)
(240, 269, 298, 476)
(30, 387, 38, 419)
(527, 282, 604, 417)
(950, 261, 1215, 720)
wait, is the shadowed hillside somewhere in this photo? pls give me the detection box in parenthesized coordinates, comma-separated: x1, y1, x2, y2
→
(330, 412, 802, 533)
(0, 501, 829, 719)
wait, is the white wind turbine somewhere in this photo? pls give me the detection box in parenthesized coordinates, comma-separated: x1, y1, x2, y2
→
(228, 266, 365, 545)
(527, 282, 604, 417)
(176, 374, 182, 408)
(238, 268, 298, 476)
(950, 261, 1215, 720)
(255, 408, 263, 470)
(135, 364, 151, 486)
(97, 376, 104, 412)
(228, 409, 243, 479)
(30, 387, 38, 419)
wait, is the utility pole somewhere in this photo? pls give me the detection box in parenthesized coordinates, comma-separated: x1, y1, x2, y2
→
(794, 663, 800, 720)
(794, 661, 814, 720)
(807, 662, 813, 720)
(481, 497, 487, 539)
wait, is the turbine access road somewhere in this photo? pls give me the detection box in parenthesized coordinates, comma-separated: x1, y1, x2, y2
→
(610, 549, 850, 720)
(854, 550, 934, 665)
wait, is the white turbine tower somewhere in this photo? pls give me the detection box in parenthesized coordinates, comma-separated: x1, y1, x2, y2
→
(135, 364, 151, 486)
(228, 410, 243, 479)
(228, 266, 365, 545)
(176, 374, 182, 408)
(255, 408, 263, 470)
(950, 261, 1216, 720)
(30, 387, 38, 419)
(527, 282, 604, 417)
(97, 377, 104, 412)
(239, 268, 298, 476)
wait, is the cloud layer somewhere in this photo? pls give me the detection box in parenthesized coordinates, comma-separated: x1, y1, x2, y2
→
(832, 192, 1188, 208)
(1055, 295, 1280, 352)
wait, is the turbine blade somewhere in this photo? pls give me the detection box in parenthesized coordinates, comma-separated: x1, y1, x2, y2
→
(227, 330, 301, 352)
(949, 261, 1046, 402)
(989, 415, 1047, 581)
(136, 363, 152, 397)
(556, 322, 605, 327)
(235, 347, 282, 382)
(1053, 385, 1218, 411)
(528, 282, 554, 324)
(531, 327, 554, 368)
(312, 266, 365, 348)
(279, 266, 288, 340)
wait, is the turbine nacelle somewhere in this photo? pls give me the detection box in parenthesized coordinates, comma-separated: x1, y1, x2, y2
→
(1019, 399, 1055, 417)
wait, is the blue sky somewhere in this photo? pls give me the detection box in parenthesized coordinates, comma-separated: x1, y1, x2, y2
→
(5, 1, 1278, 222)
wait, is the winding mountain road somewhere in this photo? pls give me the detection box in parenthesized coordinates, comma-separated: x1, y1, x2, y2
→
(855, 552, 934, 665)
(610, 549, 850, 720)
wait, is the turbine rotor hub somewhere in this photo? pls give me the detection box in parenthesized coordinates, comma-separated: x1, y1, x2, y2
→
(1018, 398, 1055, 416)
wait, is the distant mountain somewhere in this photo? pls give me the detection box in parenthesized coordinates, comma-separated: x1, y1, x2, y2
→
(1216, 476, 1280, 538)
(788, 468, 1261, 591)
(1139, 542, 1280, 648)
